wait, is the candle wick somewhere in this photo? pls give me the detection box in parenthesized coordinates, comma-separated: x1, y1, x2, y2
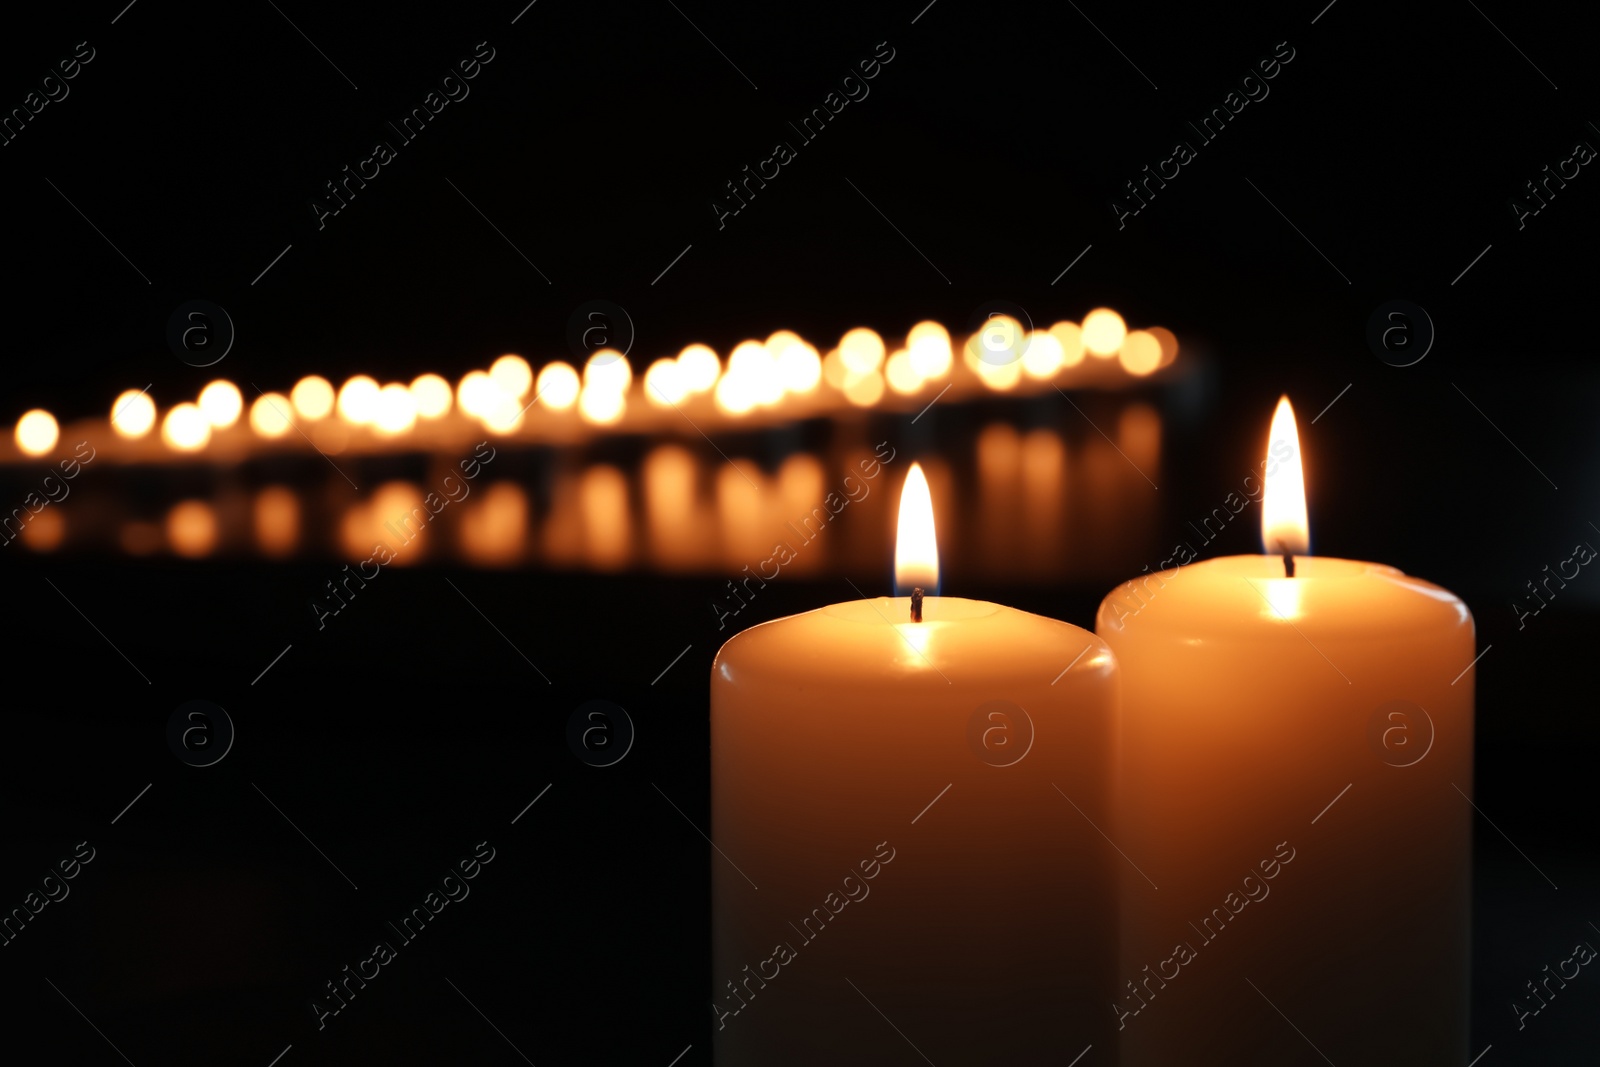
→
(1275, 542, 1296, 578)
(910, 587, 924, 623)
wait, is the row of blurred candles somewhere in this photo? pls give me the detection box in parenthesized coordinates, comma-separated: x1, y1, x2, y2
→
(5, 311, 1176, 461)
(3, 410, 1164, 576)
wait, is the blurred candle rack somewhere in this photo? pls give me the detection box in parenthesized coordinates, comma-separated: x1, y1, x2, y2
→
(0, 409, 1165, 574)
(4, 311, 1177, 464)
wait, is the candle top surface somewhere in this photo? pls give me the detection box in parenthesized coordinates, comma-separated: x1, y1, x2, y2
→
(714, 595, 1112, 691)
(1097, 555, 1471, 640)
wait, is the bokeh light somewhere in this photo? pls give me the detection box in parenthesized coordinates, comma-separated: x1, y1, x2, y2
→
(677, 344, 721, 394)
(1049, 321, 1087, 368)
(198, 380, 243, 428)
(777, 341, 822, 394)
(489, 354, 533, 399)
(19, 507, 64, 551)
(110, 390, 156, 438)
(374, 383, 419, 434)
(1081, 308, 1127, 357)
(584, 350, 632, 394)
(839, 327, 886, 375)
(1147, 325, 1180, 366)
(975, 356, 1023, 391)
(536, 361, 580, 410)
(1021, 331, 1065, 380)
(969, 314, 1026, 367)
(885, 349, 921, 395)
(254, 486, 300, 557)
(457, 371, 496, 419)
(1118, 330, 1162, 376)
(337, 375, 381, 423)
(644, 358, 687, 407)
(482, 388, 526, 434)
(908, 321, 953, 380)
(14, 410, 59, 457)
(291, 376, 335, 420)
(821, 348, 847, 390)
(578, 383, 626, 424)
(843, 370, 885, 407)
(166, 500, 219, 557)
(714, 369, 757, 415)
(410, 373, 453, 418)
(162, 403, 211, 451)
(249, 392, 295, 437)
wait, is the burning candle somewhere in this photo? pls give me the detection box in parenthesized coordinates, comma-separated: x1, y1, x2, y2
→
(711, 463, 1119, 1065)
(1097, 397, 1475, 1065)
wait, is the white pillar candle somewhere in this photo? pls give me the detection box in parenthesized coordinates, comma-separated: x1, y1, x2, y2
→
(712, 463, 1119, 1065)
(1097, 398, 1475, 1065)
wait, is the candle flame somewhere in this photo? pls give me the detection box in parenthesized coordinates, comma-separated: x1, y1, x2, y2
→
(895, 462, 939, 593)
(1261, 395, 1309, 557)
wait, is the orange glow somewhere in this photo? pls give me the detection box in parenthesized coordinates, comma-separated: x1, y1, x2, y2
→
(715, 459, 767, 566)
(1049, 321, 1087, 367)
(249, 393, 295, 437)
(253, 486, 300, 557)
(536, 361, 580, 410)
(459, 481, 528, 565)
(895, 462, 939, 593)
(336, 375, 381, 424)
(111, 390, 156, 438)
(1118, 403, 1162, 472)
(1022, 428, 1066, 499)
(162, 403, 211, 451)
(776, 452, 826, 575)
(489, 354, 533, 399)
(120, 522, 162, 556)
(1021, 429, 1066, 560)
(839, 327, 886, 375)
(198, 380, 243, 428)
(643, 444, 703, 571)
(677, 344, 721, 394)
(166, 500, 218, 557)
(1081, 308, 1126, 357)
(362, 481, 427, 564)
(1118, 330, 1162, 376)
(579, 464, 632, 570)
(15, 409, 59, 456)
(410, 374, 453, 418)
(20, 506, 64, 551)
(1262, 396, 1309, 556)
(291, 376, 335, 420)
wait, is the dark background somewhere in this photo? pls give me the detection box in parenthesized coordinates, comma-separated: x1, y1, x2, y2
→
(1, 0, 1596, 1063)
